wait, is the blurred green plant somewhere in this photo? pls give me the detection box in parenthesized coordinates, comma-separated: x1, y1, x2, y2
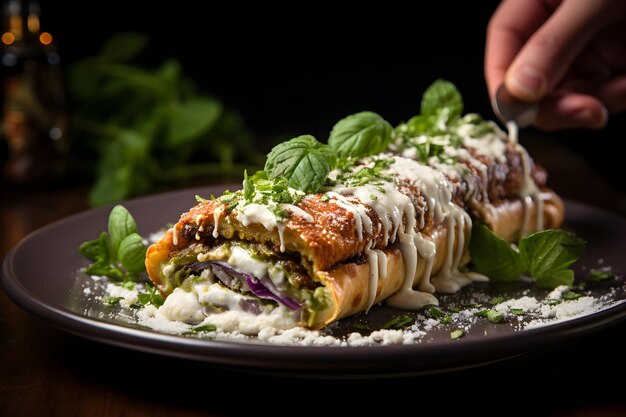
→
(67, 32, 261, 206)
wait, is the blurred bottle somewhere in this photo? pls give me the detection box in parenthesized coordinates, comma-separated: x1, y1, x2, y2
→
(1, 0, 68, 186)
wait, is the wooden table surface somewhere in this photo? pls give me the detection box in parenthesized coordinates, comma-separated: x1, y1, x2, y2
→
(2, 136, 626, 416)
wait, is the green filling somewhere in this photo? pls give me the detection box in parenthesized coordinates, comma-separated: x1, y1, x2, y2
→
(162, 242, 328, 323)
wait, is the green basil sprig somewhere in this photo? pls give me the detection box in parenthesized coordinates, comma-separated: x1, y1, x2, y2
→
(328, 111, 392, 159)
(405, 79, 463, 136)
(264, 112, 394, 195)
(79, 205, 147, 282)
(264, 135, 336, 194)
(469, 224, 586, 288)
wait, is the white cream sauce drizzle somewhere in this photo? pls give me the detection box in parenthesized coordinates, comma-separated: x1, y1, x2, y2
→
(327, 192, 372, 240)
(506, 121, 544, 237)
(172, 223, 179, 246)
(217, 116, 543, 315)
(212, 208, 221, 238)
(282, 204, 314, 222)
(235, 203, 287, 252)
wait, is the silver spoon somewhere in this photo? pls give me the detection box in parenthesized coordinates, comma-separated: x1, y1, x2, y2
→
(492, 84, 538, 128)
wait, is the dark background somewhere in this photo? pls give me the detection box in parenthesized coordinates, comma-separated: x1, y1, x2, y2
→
(44, 3, 499, 137)
(41, 1, 626, 194)
(4, 1, 624, 194)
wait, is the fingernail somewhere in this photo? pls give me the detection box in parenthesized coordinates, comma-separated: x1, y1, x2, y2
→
(573, 106, 608, 128)
(507, 65, 546, 101)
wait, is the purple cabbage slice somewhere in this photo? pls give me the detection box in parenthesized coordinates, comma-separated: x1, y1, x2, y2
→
(209, 261, 301, 310)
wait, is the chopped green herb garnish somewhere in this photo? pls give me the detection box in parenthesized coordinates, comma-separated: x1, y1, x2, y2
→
(441, 316, 452, 324)
(225, 171, 307, 219)
(320, 194, 330, 202)
(335, 157, 394, 190)
(425, 305, 444, 319)
(195, 195, 209, 203)
(183, 324, 217, 336)
(544, 299, 562, 306)
(563, 291, 582, 300)
(190, 324, 217, 333)
(450, 329, 465, 339)
(486, 310, 504, 324)
(446, 306, 461, 313)
(382, 313, 415, 329)
(462, 303, 481, 309)
(509, 308, 525, 315)
(588, 269, 614, 282)
(121, 281, 135, 290)
(473, 309, 503, 322)
(353, 323, 371, 331)
(490, 296, 506, 305)
(135, 284, 164, 308)
(103, 296, 124, 306)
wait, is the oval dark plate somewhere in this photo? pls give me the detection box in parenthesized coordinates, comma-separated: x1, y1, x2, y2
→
(2, 185, 626, 377)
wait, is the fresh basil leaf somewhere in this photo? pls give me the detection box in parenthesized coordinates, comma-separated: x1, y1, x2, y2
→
(117, 233, 147, 273)
(518, 229, 586, 280)
(97, 232, 112, 263)
(469, 223, 526, 281)
(536, 269, 575, 289)
(264, 135, 335, 194)
(420, 79, 463, 124)
(89, 150, 134, 207)
(167, 97, 222, 146)
(328, 111, 392, 158)
(108, 205, 139, 254)
(100, 32, 148, 63)
(79, 238, 103, 262)
(85, 259, 124, 280)
(405, 114, 436, 136)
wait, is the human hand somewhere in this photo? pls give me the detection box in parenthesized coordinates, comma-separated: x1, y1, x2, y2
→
(485, 0, 626, 130)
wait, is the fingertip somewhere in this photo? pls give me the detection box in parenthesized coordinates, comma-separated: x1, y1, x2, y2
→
(505, 64, 547, 102)
(533, 93, 608, 131)
(573, 104, 608, 129)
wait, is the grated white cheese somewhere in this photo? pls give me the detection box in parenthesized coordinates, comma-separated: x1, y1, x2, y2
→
(94, 276, 624, 346)
(105, 283, 139, 307)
